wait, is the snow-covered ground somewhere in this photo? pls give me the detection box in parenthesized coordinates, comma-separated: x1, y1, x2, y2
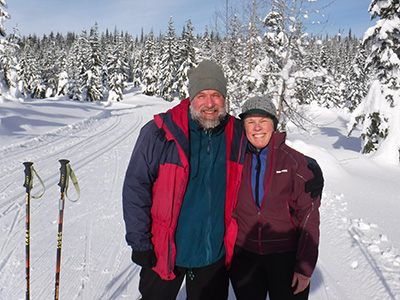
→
(1, 88, 399, 300)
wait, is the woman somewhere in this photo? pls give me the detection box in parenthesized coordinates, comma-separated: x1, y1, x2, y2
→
(229, 95, 321, 300)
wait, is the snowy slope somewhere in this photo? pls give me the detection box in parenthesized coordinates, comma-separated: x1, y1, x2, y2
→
(0, 89, 399, 300)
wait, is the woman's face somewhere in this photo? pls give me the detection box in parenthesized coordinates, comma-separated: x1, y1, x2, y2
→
(243, 114, 274, 149)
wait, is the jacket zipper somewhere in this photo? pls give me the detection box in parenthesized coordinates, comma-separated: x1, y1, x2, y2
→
(298, 202, 315, 257)
(255, 150, 261, 209)
(256, 135, 275, 255)
(206, 134, 212, 262)
(257, 211, 263, 254)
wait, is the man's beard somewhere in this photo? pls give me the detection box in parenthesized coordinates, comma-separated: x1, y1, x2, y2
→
(190, 105, 227, 130)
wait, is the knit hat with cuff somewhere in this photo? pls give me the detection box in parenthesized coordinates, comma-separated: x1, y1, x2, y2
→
(239, 95, 278, 130)
(187, 60, 227, 101)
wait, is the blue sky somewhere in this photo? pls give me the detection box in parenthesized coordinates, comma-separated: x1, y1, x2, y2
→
(6, 0, 374, 38)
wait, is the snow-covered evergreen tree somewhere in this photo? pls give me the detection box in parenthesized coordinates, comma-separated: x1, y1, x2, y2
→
(153, 32, 163, 96)
(141, 30, 158, 96)
(18, 35, 47, 98)
(0, 0, 13, 98)
(56, 51, 69, 96)
(197, 27, 213, 61)
(345, 45, 369, 112)
(0, 29, 19, 95)
(293, 37, 324, 105)
(85, 23, 104, 101)
(224, 13, 246, 114)
(40, 32, 62, 97)
(122, 32, 135, 84)
(0, 0, 8, 38)
(348, 0, 400, 164)
(159, 16, 179, 101)
(316, 39, 344, 108)
(176, 19, 197, 100)
(131, 44, 144, 89)
(107, 31, 129, 101)
(67, 38, 84, 100)
(73, 29, 91, 100)
(17, 41, 35, 97)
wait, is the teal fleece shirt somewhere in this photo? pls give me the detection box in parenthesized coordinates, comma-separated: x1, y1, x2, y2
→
(174, 112, 227, 268)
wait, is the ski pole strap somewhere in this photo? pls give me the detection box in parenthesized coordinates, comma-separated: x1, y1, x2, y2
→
(66, 165, 80, 202)
(58, 159, 80, 202)
(23, 161, 45, 199)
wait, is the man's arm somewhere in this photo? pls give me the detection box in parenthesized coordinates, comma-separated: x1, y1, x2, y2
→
(305, 156, 324, 198)
(293, 155, 321, 279)
(122, 121, 160, 251)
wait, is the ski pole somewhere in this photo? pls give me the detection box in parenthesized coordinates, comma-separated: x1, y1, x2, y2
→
(23, 162, 45, 300)
(54, 159, 80, 300)
(23, 162, 33, 300)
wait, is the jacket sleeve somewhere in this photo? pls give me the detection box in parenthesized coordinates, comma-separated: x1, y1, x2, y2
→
(122, 120, 161, 251)
(293, 156, 321, 277)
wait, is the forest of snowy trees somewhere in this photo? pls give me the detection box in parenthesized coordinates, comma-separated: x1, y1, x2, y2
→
(0, 0, 399, 162)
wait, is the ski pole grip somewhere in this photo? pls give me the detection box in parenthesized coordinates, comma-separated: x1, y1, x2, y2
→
(58, 159, 70, 192)
(23, 162, 34, 192)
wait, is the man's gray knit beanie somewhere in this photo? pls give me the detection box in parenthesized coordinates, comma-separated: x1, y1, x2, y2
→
(239, 95, 278, 130)
(187, 60, 227, 101)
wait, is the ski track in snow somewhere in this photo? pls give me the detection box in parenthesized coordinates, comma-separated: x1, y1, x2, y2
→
(0, 97, 159, 299)
(1, 96, 400, 299)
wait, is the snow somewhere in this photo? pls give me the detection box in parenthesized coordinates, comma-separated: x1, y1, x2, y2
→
(1, 88, 400, 300)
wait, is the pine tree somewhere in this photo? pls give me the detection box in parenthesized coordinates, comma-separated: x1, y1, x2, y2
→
(348, 0, 400, 163)
(224, 13, 246, 114)
(141, 30, 158, 96)
(345, 45, 368, 112)
(176, 19, 197, 100)
(18, 42, 35, 97)
(56, 51, 69, 96)
(124, 33, 136, 83)
(197, 27, 213, 61)
(0, 0, 13, 97)
(40, 32, 62, 97)
(132, 45, 144, 88)
(0, 0, 9, 37)
(74, 29, 91, 100)
(67, 38, 83, 100)
(1, 29, 19, 94)
(107, 31, 129, 101)
(159, 16, 179, 101)
(293, 37, 323, 105)
(18, 35, 47, 98)
(85, 23, 104, 101)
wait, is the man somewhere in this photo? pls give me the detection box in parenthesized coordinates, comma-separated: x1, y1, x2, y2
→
(123, 60, 245, 300)
(122, 61, 323, 300)
(229, 95, 321, 300)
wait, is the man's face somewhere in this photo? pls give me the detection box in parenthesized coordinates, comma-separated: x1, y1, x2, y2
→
(190, 90, 226, 129)
(243, 114, 274, 149)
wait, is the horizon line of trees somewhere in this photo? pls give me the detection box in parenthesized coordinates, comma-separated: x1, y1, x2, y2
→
(1, 18, 366, 109)
(1, 0, 399, 163)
